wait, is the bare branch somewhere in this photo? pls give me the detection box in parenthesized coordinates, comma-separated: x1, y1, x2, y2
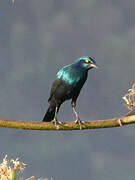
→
(0, 114, 134, 131)
(0, 83, 134, 131)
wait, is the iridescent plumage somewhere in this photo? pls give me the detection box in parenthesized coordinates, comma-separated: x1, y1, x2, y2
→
(43, 56, 98, 128)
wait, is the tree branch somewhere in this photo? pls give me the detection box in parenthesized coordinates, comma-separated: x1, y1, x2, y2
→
(0, 83, 134, 131)
(0, 113, 135, 131)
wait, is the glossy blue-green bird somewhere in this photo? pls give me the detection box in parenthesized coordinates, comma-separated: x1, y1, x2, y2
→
(43, 56, 98, 127)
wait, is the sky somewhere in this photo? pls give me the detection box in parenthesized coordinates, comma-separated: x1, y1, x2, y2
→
(0, 0, 135, 179)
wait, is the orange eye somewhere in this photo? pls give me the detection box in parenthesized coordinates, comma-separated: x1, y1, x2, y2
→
(85, 59, 89, 63)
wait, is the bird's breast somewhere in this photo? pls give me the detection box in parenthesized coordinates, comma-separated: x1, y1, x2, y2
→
(57, 66, 88, 86)
(62, 71, 84, 86)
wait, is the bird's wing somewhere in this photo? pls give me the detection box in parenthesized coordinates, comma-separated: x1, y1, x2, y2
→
(48, 65, 86, 103)
(48, 65, 71, 102)
(48, 78, 63, 102)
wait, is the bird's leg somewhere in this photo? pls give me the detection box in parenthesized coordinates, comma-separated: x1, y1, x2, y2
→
(51, 106, 63, 127)
(71, 101, 85, 130)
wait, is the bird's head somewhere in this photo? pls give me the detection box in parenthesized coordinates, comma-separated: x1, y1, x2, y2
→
(75, 56, 98, 70)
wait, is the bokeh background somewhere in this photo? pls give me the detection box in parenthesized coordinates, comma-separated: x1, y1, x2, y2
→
(0, 0, 135, 179)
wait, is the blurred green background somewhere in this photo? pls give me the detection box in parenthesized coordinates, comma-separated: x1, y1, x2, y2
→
(0, 0, 135, 179)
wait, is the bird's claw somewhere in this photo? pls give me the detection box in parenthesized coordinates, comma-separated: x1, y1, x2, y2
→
(74, 118, 85, 130)
(118, 119, 123, 127)
(51, 118, 63, 129)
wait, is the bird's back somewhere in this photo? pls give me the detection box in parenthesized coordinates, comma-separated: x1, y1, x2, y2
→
(48, 63, 88, 104)
(57, 63, 88, 86)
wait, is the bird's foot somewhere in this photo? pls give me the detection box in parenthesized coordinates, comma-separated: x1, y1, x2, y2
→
(51, 118, 63, 129)
(118, 119, 123, 127)
(74, 117, 85, 130)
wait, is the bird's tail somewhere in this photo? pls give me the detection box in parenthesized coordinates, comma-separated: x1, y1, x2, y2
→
(43, 105, 56, 122)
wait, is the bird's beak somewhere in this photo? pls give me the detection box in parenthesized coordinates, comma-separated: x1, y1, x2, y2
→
(91, 64, 98, 69)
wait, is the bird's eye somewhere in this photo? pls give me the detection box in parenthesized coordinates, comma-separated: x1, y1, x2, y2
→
(85, 59, 90, 63)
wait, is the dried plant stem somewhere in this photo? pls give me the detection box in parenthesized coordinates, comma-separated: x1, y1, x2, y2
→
(0, 113, 134, 131)
(12, 170, 17, 180)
